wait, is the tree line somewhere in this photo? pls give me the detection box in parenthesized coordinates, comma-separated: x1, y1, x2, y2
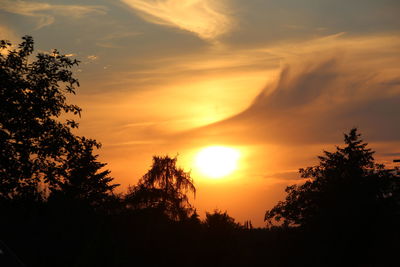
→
(1, 36, 399, 267)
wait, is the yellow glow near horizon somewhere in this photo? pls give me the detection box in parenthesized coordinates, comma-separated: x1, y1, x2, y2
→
(195, 146, 240, 179)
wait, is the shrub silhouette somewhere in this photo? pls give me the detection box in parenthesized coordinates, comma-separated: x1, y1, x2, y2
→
(205, 209, 242, 232)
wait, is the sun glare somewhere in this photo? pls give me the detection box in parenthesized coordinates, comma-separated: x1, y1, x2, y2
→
(195, 146, 240, 179)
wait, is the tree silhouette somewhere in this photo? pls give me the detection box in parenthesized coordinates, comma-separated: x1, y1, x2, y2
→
(205, 209, 242, 232)
(0, 36, 117, 202)
(125, 155, 196, 221)
(51, 137, 118, 208)
(265, 128, 400, 228)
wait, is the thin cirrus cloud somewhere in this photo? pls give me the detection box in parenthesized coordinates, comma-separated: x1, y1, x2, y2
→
(120, 0, 232, 40)
(169, 34, 400, 147)
(0, 0, 107, 29)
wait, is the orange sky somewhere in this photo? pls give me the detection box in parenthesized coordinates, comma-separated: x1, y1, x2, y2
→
(1, 0, 400, 226)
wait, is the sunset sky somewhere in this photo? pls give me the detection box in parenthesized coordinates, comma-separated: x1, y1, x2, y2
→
(1, 0, 399, 226)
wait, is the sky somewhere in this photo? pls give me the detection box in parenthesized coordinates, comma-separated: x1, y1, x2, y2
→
(1, 0, 400, 226)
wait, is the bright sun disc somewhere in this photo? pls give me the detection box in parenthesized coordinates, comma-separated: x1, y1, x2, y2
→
(195, 146, 240, 178)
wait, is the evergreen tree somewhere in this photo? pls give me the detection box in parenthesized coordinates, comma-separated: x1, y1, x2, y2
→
(52, 137, 118, 208)
(265, 128, 400, 228)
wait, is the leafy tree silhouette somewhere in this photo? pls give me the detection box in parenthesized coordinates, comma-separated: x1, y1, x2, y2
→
(126, 155, 196, 221)
(0, 36, 117, 203)
(265, 128, 400, 228)
(264, 128, 400, 265)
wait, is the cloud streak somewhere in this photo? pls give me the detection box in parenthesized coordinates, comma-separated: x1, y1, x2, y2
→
(121, 0, 232, 40)
(173, 34, 400, 146)
(0, 0, 107, 29)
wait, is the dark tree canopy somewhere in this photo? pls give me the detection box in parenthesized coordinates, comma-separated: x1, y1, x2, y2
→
(205, 209, 242, 232)
(125, 155, 196, 221)
(0, 36, 117, 203)
(265, 128, 400, 228)
(50, 137, 118, 207)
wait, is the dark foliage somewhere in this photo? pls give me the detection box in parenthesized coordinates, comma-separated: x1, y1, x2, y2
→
(265, 128, 400, 227)
(0, 36, 117, 203)
(205, 209, 242, 232)
(265, 128, 400, 265)
(125, 155, 196, 221)
(50, 137, 118, 208)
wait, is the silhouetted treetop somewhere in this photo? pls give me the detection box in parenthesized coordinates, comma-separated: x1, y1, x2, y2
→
(265, 128, 400, 227)
(205, 209, 242, 233)
(126, 155, 195, 221)
(51, 137, 118, 207)
(0, 36, 117, 202)
(302, 128, 375, 179)
(141, 156, 195, 195)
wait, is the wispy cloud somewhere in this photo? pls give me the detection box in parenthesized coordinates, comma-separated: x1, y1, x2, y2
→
(170, 34, 400, 146)
(87, 55, 99, 61)
(121, 0, 232, 41)
(96, 30, 142, 48)
(0, 0, 107, 29)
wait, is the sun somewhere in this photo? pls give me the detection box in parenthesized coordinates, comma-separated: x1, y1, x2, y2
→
(195, 146, 240, 179)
